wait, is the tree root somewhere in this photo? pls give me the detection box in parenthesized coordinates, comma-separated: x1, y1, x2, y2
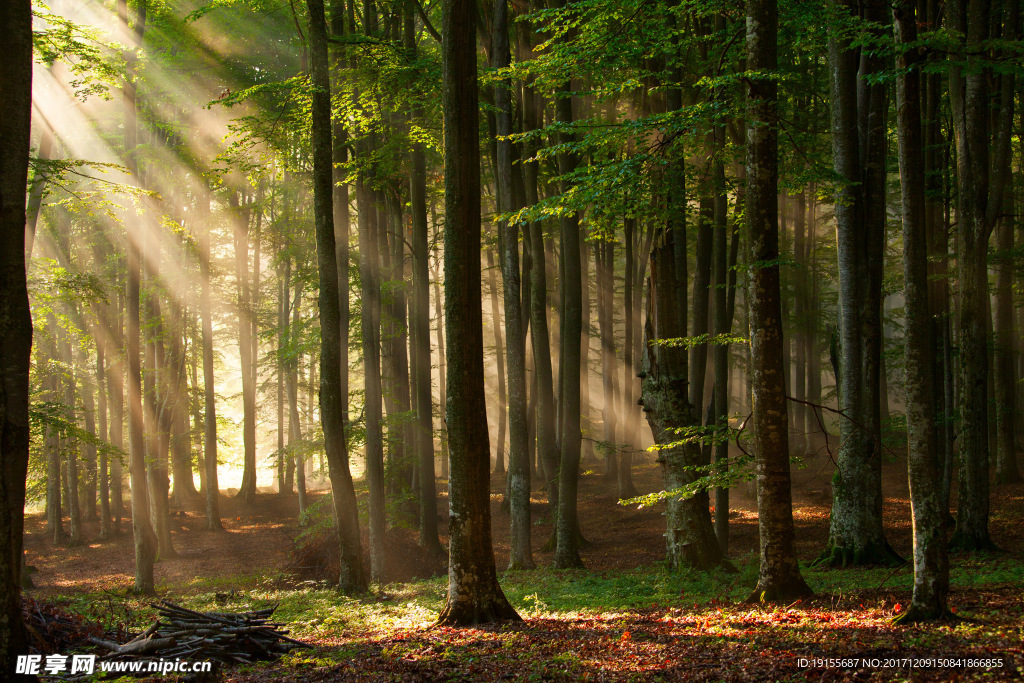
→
(811, 539, 904, 568)
(892, 605, 956, 625)
(947, 530, 1000, 553)
(743, 576, 813, 605)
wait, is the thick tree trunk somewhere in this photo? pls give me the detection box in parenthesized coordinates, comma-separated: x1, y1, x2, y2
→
(818, 0, 900, 567)
(947, 0, 1009, 551)
(0, 1, 33, 672)
(641, 230, 727, 572)
(436, 0, 520, 625)
(744, 0, 812, 603)
(893, 0, 950, 622)
(307, 0, 368, 593)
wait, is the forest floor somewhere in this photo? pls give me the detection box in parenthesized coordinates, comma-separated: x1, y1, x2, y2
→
(22, 436, 1024, 681)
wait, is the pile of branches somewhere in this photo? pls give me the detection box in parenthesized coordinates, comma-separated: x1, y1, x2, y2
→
(90, 601, 309, 664)
(22, 597, 107, 654)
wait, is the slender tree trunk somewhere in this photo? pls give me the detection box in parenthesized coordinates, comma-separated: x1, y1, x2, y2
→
(893, 0, 950, 621)
(711, 111, 730, 554)
(743, 0, 812, 602)
(492, 0, 533, 570)
(618, 218, 640, 499)
(198, 182, 222, 530)
(486, 247, 508, 474)
(120, 0, 156, 594)
(97, 341, 112, 539)
(307, 0, 368, 593)
(356, 116, 386, 588)
(232, 191, 258, 505)
(408, 8, 441, 551)
(436, 0, 520, 624)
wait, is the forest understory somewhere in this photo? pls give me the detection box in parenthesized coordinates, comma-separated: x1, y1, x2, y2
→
(24, 447, 1024, 681)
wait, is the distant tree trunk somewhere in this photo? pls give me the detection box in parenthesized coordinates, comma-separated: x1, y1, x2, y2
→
(491, 0, 533, 570)
(307, 0, 368, 593)
(596, 241, 617, 476)
(486, 247, 507, 474)
(0, 1, 33, 671)
(436, 0, 520, 625)
(579, 226, 594, 465)
(110, 293, 125, 534)
(553, 59, 585, 569)
(408, 5, 441, 552)
(711, 111, 730, 554)
(82, 346, 99, 523)
(96, 342, 112, 539)
(993, 0, 1020, 486)
(288, 284, 306, 514)
(198, 182, 223, 531)
(893, 0, 950, 621)
(277, 271, 286, 495)
(743, 0, 812, 603)
(947, 0, 1010, 551)
(44, 334, 64, 543)
(618, 217, 640, 499)
(818, 0, 901, 567)
(641, 229, 727, 572)
(431, 254, 450, 479)
(144, 259, 176, 559)
(120, 0, 157, 594)
(791, 187, 807, 455)
(232, 190, 258, 505)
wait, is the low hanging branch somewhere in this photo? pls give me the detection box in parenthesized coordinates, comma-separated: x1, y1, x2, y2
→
(89, 602, 309, 664)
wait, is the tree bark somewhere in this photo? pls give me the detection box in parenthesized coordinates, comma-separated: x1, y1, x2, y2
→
(492, 0, 534, 570)
(198, 181, 223, 530)
(308, 0, 368, 593)
(436, 0, 520, 624)
(817, 0, 901, 567)
(743, 0, 812, 602)
(0, 1, 33, 670)
(893, 0, 950, 622)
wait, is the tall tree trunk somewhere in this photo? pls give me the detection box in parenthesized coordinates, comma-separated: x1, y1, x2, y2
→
(96, 340, 112, 539)
(553, 37, 585, 569)
(232, 191, 258, 505)
(486, 247, 507, 474)
(993, 0, 1020, 486)
(408, 7, 441, 553)
(307, 0, 368, 593)
(947, 0, 1009, 551)
(817, 0, 900, 567)
(711, 109, 730, 554)
(0, 0, 33, 671)
(893, 0, 950, 621)
(641, 229, 727, 572)
(492, 0, 534, 570)
(120, 0, 157, 594)
(198, 181, 223, 530)
(743, 0, 812, 602)
(596, 241, 617, 477)
(618, 217, 640, 499)
(436, 0, 520, 624)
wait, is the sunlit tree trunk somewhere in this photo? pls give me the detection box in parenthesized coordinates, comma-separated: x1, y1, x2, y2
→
(437, 0, 520, 624)
(120, 0, 157, 594)
(307, 0, 368, 593)
(232, 190, 258, 505)
(486, 247, 507, 474)
(743, 0, 812, 602)
(198, 181, 223, 531)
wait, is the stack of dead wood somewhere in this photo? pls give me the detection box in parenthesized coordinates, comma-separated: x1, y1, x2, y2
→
(90, 601, 309, 664)
(22, 597, 107, 654)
